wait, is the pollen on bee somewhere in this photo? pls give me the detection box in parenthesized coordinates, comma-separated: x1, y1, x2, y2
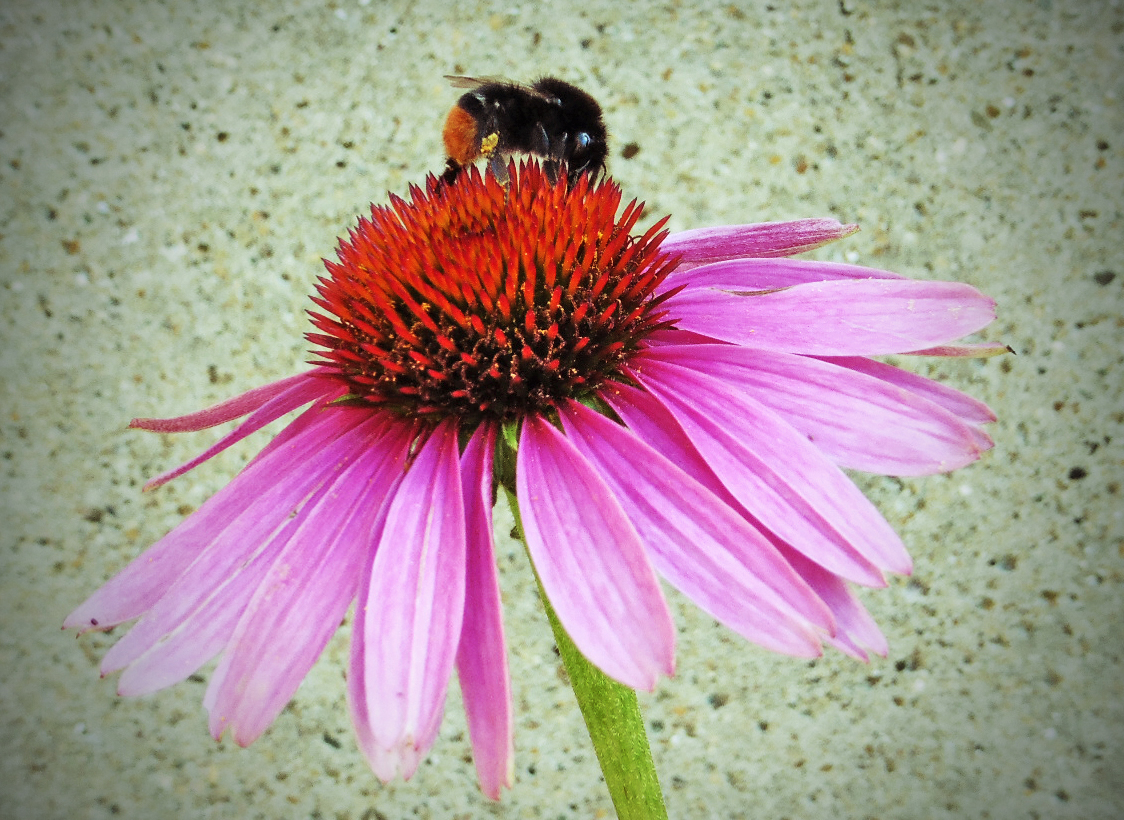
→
(479, 132, 500, 158)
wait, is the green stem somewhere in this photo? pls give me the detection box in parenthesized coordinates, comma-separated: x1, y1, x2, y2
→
(503, 485, 668, 820)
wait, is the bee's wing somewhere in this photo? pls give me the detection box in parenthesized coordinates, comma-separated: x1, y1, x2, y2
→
(444, 75, 506, 90)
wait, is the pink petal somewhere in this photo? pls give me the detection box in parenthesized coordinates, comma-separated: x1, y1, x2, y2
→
(663, 278, 997, 356)
(205, 419, 415, 746)
(662, 219, 859, 271)
(141, 374, 345, 490)
(344, 524, 381, 775)
(904, 342, 1011, 357)
(115, 575, 259, 696)
(643, 328, 723, 347)
(119, 415, 401, 698)
(348, 420, 466, 781)
(602, 382, 887, 660)
(64, 405, 372, 633)
(130, 371, 335, 433)
(516, 415, 675, 691)
(776, 543, 888, 661)
(661, 256, 904, 294)
(653, 344, 991, 475)
(100, 413, 388, 676)
(631, 356, 911, 583)
(239, 390, 345, 467)
(454, 424, 514, 800)
(817, 356, 997, 426)
(601, 380, 728, 491)
(559, 400, 830, 657)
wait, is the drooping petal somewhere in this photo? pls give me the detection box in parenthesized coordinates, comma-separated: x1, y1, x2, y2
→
(204, 419, 415, 746)
(129, 372, 333, 433)
(652, 344, 991, 475)
(99, 412, 388, 677)
(454, 424, 514, 800)
(349, 420, 466, 782)
(661, 219, 859, 271)
(559, 400, 831, 656)
(631, 356, 911, 583)
(660, 256, 904, 294)
(663, 278, 997, 356)
(64, 405, 372, 633)
(516, 415, 675, 690)
(139, 372, 345, 489)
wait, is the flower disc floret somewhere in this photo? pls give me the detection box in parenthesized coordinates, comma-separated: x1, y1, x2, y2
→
(308, 162, 679, 423)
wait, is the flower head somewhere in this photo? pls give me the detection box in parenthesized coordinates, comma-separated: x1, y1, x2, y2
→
(67, 162, 997, 798)
(308, 163, 677, 423)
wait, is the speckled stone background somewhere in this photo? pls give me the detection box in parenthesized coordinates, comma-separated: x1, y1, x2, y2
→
(2, 0, 1121, 818)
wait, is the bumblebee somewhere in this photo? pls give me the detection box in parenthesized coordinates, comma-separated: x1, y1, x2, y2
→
(440, 76, 608, 186)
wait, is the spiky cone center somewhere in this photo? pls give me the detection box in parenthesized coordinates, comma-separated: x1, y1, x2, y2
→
(308, 162, 679, 425)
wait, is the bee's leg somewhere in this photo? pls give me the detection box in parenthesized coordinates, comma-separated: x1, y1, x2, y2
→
(529, 123, 552, 156)
(528, 123, 563, 183)
(487, 152, 511, 185)
(440, 158, 464, 186)
(566, 164, 594, 187)
(543, 159, 563, 184)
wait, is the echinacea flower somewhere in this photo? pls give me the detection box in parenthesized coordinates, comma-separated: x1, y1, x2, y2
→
(67, 161, 997, 799)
